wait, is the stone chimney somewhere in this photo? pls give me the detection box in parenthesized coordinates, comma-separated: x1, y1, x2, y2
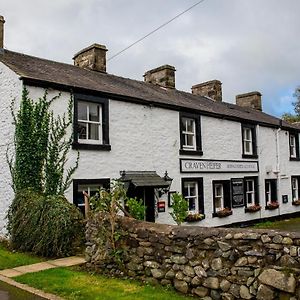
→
(236, 91, 262, 111)
(144, 65, 176, 89)
(0, 16, 5, 48)
(73, 44, 107, 73)
(191, 80, 222, 102)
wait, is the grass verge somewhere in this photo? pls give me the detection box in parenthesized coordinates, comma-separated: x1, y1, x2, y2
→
(0, 243, 43, 270)
(15, 267, 192, 300)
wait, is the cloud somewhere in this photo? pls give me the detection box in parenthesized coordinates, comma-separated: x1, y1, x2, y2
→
(0, 0, 299, 117)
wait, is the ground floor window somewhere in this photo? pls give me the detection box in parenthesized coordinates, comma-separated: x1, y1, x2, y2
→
(212, 181, 231, 215)
(181, 178, 204, 214)
(265, 179, 277, 205)
(244, 177, 259, 206)
(73, 179, 110, 214)
(291, 176, 300, 202)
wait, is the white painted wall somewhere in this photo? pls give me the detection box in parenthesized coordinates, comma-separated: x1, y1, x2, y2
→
(1, 62, 300, 234)
(0, 63, 22, 235)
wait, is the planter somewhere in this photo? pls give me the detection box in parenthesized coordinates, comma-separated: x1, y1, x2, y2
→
(265, 202, 279, 210)
(213, 208, 232, 218)
(185, 213, 205, 222)
(292, 200, 300, 206)
(245, 205, 261, 213)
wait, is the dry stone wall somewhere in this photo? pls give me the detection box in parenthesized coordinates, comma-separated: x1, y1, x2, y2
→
(86, 214, 300, 299)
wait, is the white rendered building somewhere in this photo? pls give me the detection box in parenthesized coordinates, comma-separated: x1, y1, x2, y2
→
(0, 17, 300, 234)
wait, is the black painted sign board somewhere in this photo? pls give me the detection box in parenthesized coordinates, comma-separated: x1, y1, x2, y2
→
(231, 178, 245, 208)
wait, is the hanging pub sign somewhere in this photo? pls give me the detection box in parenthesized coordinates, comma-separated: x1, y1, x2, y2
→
(231, 178, 245, 208)
(158, 201, 166, 213)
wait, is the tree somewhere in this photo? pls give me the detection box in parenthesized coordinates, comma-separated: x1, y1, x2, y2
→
(282, 86, 300, 123)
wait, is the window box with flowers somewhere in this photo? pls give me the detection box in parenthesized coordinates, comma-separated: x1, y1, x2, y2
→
(265, 202, 279, 210)
(213, 207, 232, 218)
(185, 213, 205, 223)
(245, 204, 261, 213)
(292, 199, 300, 206)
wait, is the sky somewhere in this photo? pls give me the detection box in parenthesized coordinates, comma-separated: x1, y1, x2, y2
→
(0, 0, 299, 117)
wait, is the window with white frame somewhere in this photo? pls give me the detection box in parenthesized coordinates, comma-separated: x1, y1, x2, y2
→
(78, 101, 102, 144)
(179, 113, 202, 154)
(290, 134, 297, 158)
(214, 183, 224, 212)
(265, 179, 277, 205)
(243, 127, 253, 155)
(73, 179, 110, 214)
(245, 179, 255, 205)
(182, 117, 196, 150)
(183, 181, 198, 212)
(292, 177, 299, 202)
(265, 181, 271, 204)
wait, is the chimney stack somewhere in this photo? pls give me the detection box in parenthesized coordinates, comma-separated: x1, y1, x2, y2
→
(0, 16, 5, 48)
(236, 91, 262, 111)
(73, 43, 107, 73)
(144, 65, 176, 89)
(191, 80, 222, 102)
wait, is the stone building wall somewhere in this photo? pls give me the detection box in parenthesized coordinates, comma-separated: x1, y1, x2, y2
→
(86, 214, 300, 300)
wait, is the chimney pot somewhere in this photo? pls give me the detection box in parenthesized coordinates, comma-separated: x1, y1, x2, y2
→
(0, 16, 5, 48)
(144, 65, 176, 89)
(191, 80, 222, 102)
(73, 43, 107, 73)
(236, 91, 262, 111)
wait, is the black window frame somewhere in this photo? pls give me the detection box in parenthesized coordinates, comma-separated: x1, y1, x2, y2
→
(181, 177, 204, 215)
(73, 178, 110, 214)
(243, 176, 259, 211)
(241, 124, 257, 159)
(212, 180, 231, 217)
(289, 131, 300, 161)
(265, 179, 278, 207)
(73, 93, 111, 151)
(179, 112, 203, 156)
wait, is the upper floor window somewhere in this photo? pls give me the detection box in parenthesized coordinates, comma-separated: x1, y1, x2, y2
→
(180, 112, 202, 155)
(241, 124, 257, 158)
(78, 101, 102, 144)
(73, 94, 110, 151)
(182, 118, 196, 150)
(289, 133, 299, 159)
(182, 177, 204, 214)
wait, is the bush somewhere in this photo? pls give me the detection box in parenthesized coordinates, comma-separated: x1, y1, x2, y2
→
(7, 190, 84, 257)
(169, 193, 189, 225)
(126, 198, 145, 220)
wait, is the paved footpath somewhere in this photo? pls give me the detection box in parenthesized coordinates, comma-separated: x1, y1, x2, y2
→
(0, 256, 86, 300)
(0, 256, 86, 278)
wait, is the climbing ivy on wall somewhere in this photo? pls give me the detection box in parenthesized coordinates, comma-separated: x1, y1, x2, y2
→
(8, 87, 79, 195)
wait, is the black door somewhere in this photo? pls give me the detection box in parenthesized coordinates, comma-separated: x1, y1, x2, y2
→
(144, 187, 155, 222)
(126, 186, 155, 222)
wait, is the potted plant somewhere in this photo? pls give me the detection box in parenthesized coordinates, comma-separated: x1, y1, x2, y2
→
(185, 213, 205, 222)
(266, 201, 279, 210)
(215, 207, 232, 218)
(292, 199, 300, 206)
(245, 204, 261, 213)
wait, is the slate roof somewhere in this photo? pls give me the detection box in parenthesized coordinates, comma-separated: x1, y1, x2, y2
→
(0, 48, 297, 130)
(119, 171, 169, 188)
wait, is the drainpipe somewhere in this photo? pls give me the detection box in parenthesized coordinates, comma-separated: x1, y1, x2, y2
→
(256, 125, 262, 220)
(275, 123, 282, 216)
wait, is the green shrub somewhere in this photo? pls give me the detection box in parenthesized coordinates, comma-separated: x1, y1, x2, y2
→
(169, 193, 189, 225)
(126, 198, 145, 220)
(7, 190, 84, 257)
